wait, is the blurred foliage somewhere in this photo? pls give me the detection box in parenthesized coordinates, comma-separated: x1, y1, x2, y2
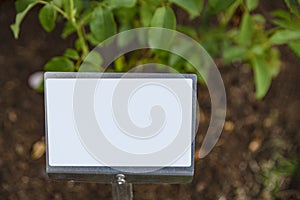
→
(11, 0, 300, 98)
(261, 154, 300, 199)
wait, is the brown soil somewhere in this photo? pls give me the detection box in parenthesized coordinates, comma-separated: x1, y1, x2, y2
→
(0, 1, 299, 199)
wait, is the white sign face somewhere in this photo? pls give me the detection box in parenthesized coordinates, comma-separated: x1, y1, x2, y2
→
(45, 75, 194, 168)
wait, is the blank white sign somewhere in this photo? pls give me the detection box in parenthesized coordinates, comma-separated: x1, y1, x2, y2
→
(45, 78, 193, 167)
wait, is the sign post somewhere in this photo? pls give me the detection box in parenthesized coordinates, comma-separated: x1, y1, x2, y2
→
(44, 72, 197, 198)
(112, 174, 133, 200)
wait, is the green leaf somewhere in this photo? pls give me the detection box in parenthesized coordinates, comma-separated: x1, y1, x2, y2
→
(79, 51, 103, 72)
(89, 7, 116, 43)
(140, 3, 153, 26)
(272, 10, 291, 20)
(252, 14, 266, 24)
(61, 0, 82, 17)
(168, 36, 209, 81)
(238, 12, 254, 46)
(10, 1, 38, 39)
(62, 0, 71, 18)
(284, 0, 300, 16)
(74, 0, 83, 12)
(168, 53, 185, 67)
(78, 62, 102, 72)
(74, 38, 81, 51)
(251, 45, 265, 56)
(107, 0, 137, 8)
(270, 30, 300, 44)
(44, 57, 74, 72)
(150, 6, 176, 29)
(117, 24, 134, 48)
(114, 55, 126, 72)
(115, 7, 137, 24)
(64, 48, 79, 60)
(246, 0, 259, 11)
(288, 41, 300, 57)
(272, 17, 300, 30)
(272, 10, 300, 30)
(80, 7, 94, 25)
(267, 48, 281, 77)
(38, 4, 56, 32)
(208, 0, 236, 13)
(149, 6, 176, 48)
(177, 25, 198, 39)
(86, 33, 100, 46)
(251, 56, 272, 99)
(208, 0, 219, 7)
(15, 0, 36, 12)
(143, 0, 161, 7)
(84, 51, 103, 67)
(61, 21, 76, 38)
(53, 0, 62, 8)
(222, 46, 247, 63)
(272, 19, 300, 30)
(168, 38, 191, 67)
(169, 0, 203, 18)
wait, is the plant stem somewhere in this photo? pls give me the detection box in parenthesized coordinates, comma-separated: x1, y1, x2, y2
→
(40, 0, 89, 58)
(76, 25, 89, 57)
(79, 12, 93, 25)
(68, 0, 89, 57)
(39, 0, 69, 19)
(69, 0, 75, 23)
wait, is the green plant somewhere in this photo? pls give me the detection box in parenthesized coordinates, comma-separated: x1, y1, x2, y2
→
(261, 154, 300, 199)
(11, 0, 300, 98)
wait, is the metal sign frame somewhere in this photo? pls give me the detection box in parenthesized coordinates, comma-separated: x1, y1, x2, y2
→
(44, 72, 197, 184)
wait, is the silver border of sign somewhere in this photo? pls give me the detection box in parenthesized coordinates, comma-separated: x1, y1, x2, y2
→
(44, 72, 197, 184)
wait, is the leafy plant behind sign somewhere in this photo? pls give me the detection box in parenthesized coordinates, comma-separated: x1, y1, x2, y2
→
(11, 0, 300, 98)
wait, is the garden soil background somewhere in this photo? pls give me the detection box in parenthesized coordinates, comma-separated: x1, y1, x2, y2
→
(0, 1, 299, 199)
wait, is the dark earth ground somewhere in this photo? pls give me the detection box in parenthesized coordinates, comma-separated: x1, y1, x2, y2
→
(0, 1, 299, 199)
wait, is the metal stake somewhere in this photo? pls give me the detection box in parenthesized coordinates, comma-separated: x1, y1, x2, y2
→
(112, 174, 133, 200)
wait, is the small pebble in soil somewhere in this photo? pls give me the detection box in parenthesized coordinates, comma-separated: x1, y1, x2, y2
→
(53, 193, 63, 200)
(21, 176, 30, 184)
(224, 121, 235, 132)
(15, 144, 24, 156)
(248, 138, 262, 153)
(263, 110, 279, 128)
(19, 162, 29, 170)
(31, 139, 46, 160)
(249, 160, 260, 173)
(28, 71, 43, 90)
(7, 109, 17, 122)
(196, 182, 206, 192)
(218, 196, 227, 200)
